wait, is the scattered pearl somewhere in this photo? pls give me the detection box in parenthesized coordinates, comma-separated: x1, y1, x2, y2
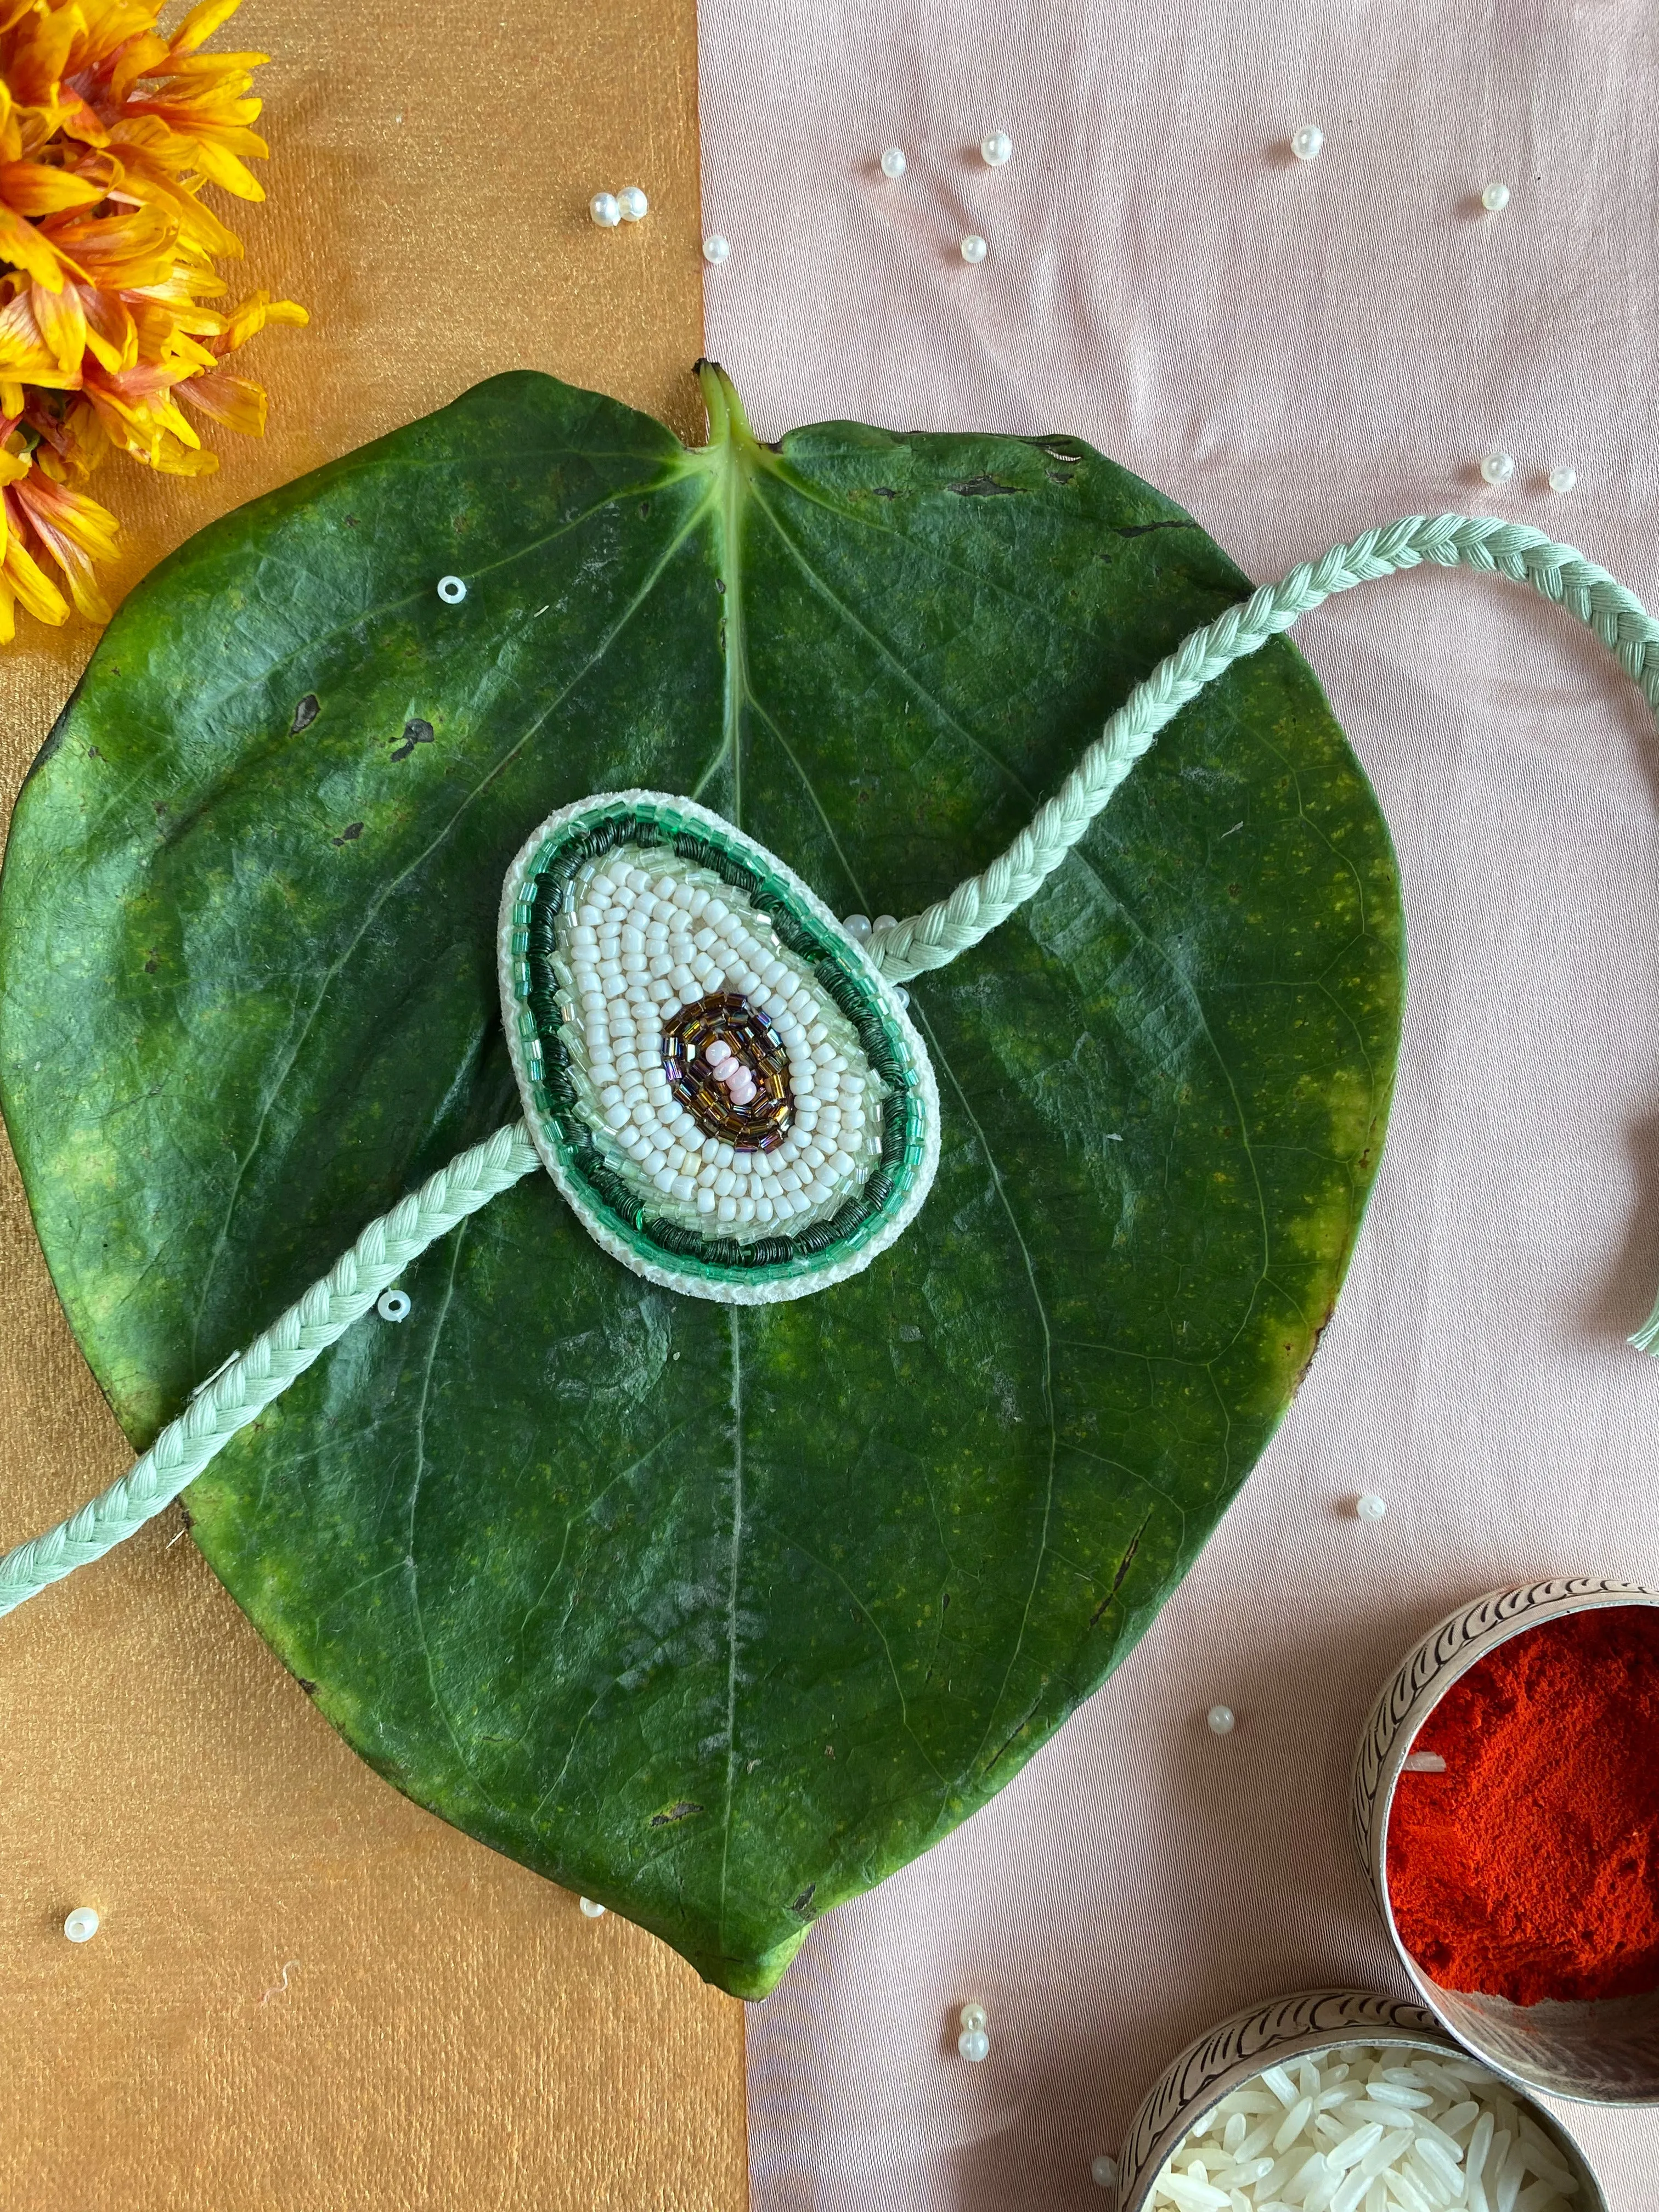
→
(617, 185, 648, 223)
(872, 913, 898, 932)
(959, 2001, 988, 2033)
(1290, 124, 1324, 163)
(436, 573, 466, 605)
(64, 1907, 99, 1943)
(960, 234, 988, 265)
(1480, 449, 1516, 487)
(1549, 465, 1577, 495)
(579, 1896, 607, 1918)
(1207, 1703, 1235, 1736)
(1092, 2154, 1119, 2190)
(1480, 182, 1510, 213)
(980, 131, 1012, 168)
(1356, 1491, 1387, 1523)
(843, 912, 872, 941)
(958, 2026, 990, 2062)
(590, 191, 621, 229)
(893, 987, 910, 1007)
(703, 234, 731, 267)
(376, 1289, 411, 1323)
(881, 146, 906, 180)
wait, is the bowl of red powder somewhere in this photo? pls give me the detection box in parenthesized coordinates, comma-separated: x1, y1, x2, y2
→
(1354, 1578, 1659, 2102)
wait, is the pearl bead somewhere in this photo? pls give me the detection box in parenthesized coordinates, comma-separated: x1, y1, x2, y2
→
(579, 1896, 606, 1918)
(590, 192, 621, 229)
(959, 2002, 987, 2033)
(436, 574, 466, 604)
(960, 234, 988, 265)
(843, 913, 872, 941)
(1549, 465, 1577, 494)
(617, 185, 648, 223)
(1481, 182, 1510, 213)
(1290, 124, 1323, 162)
(1480, 449, 1515, 487)
(703, 234, 731, 266)
(376, 1289, 411, 1323)
(1206, 1703, 1235, 1736)
(980, 131, 1012, 168)
(881, 146, 906, 180)
(64, 1906, 99, 1943)
(958, 2027, 990, 2062)
(1357, 1491, 1387, 1522)
(1092, 2154, 1119, 2188)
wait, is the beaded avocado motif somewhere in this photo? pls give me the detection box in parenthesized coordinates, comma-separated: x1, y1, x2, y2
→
(498, 791, 940, 1304)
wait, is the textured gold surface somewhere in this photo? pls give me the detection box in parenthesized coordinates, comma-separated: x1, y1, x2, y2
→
(0, 1, 746, 2204)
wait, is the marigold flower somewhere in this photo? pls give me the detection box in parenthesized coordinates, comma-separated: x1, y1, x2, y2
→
(0, 0, 304, 640)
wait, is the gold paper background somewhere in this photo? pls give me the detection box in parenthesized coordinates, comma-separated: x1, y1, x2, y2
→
(0, 2, 747, 2203)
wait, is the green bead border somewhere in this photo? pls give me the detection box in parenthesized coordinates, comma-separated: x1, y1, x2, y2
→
(505, 798, 930, 1285)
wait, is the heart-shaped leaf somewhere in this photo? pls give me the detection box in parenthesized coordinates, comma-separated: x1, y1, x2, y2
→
(0, 368, 1402, 1995)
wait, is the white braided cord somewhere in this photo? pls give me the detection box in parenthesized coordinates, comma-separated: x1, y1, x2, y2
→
(0, 1118, 541, 1618)
(866, 515, 1659, 981)
(10, 511, 1659, 1626)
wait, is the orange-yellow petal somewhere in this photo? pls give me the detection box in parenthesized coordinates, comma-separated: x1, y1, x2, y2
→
(0, 201, 75, 291)
(0, 159, 104, 215)
(179, 364, 262, 434)
(29, 275, 84, 371)
(0, 511, 68, 624)
(168, 0, 245, 59)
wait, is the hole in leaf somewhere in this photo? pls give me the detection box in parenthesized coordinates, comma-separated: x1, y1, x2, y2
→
(290, 694, 320, 733)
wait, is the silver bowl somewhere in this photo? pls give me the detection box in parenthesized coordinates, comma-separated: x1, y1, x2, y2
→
(1352, 1578, 1659, 2103)
(1116, 1987, 1607, 2212)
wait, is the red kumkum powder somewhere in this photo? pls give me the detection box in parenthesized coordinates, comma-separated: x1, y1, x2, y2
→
(1386, 1605, 1659, 2005)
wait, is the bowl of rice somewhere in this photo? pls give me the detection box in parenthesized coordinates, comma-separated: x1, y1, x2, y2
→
(1353, 1578, 1659, 2102)
(1115, 1988, 1604, 2212)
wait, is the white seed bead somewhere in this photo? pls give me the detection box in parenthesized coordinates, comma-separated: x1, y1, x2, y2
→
(1549, 465, 1577, 494)
(1290, 124, 1323, 162)
(590, 191, 622, 228)
(579, 1897, 606, 1918)
(959, 2002, 988, 2033)
(880, 146, 906, 180)
(1091, 2154, 1119, 2188)
(376, 1289, 411, 1323)
(436, 574, 466, 604)
(980, 131, 1012, 168)
(960, 233, 988, 265)
(703, 234, 731, 266)
(1206, 1703, 1235, 1736)
(958, 2027, 990, 2062)
(1481, 180, 1510, 212)
(64, 1906, 100, 1943)
(1356, 1491, 1387, 1523)
(617, 185, 648, 222)
(1480, 449, 1515, 486)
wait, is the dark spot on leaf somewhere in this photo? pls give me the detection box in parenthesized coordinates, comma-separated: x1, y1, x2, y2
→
(949, 474, 1021, 496)
(791, 1884, 816, 1916)
(648, 1801, 704, 1827)
(143, 956, 157, 973)
(153, 800, 167, 816)
(296, 1677, 318, 1696)
(332, 822, 364, 845)
(87, 745, 102, 759)
(639, 499, 651, 518)
(941, 1592, 950, 1609)
(345, 515, 358, 526)
(867, 486, 899, 500)
(391, 718, 436, 762)
(714, 578, 725, 594)
(291, 693, 320, 733)
(1090, 1520, 1147, 1626)
(1228, 883, 1242, 898)
(1114, 518, 1194, 538)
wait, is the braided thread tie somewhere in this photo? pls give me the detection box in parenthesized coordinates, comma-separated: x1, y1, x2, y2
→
(861, 512, 1659, 1356)
(0, 1118, 541, 1621)
(866, 515, 1659, 983)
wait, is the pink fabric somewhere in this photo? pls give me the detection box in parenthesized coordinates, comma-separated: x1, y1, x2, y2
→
(696, 3, 1659, 2204)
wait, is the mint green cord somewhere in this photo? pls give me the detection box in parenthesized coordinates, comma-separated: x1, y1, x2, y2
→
(8, 508, 1659, 1623)
(0, 1120, 540, 1620)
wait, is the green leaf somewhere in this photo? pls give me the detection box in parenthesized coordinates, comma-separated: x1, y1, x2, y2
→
(0, 366, 1402, 1997)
